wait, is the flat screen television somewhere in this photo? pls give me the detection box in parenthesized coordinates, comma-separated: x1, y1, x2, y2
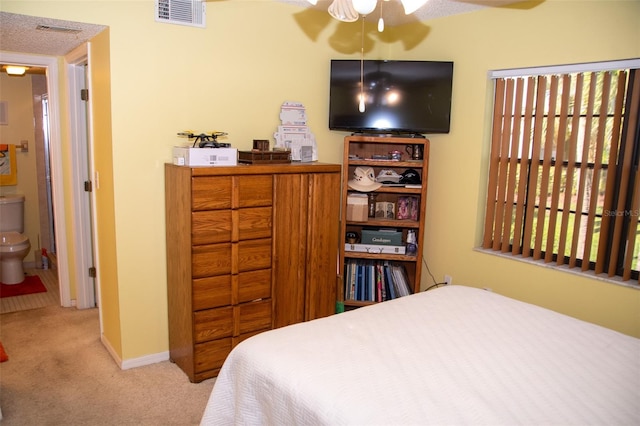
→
(329, 60, 454, 135)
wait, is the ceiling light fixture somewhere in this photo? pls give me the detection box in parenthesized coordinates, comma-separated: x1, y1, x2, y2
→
(328, 0, 359, 22)
(5, 66, 28, 76)
(310, 0, 429, 25)
(352, 0, 377, 15)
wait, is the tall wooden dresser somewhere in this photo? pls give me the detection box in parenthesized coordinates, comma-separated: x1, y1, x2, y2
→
(165, 162, 341, 382)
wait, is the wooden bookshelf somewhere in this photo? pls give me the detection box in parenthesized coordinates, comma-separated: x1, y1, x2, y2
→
(339, 135, 429, 309)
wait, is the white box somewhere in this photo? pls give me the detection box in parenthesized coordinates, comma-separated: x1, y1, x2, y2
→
(172, 147, 237, 166)
(346, 194, 368, 222)
(344, 243, 406, 255)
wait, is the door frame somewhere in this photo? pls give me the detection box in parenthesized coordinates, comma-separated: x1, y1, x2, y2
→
(0, 51, 72, 306)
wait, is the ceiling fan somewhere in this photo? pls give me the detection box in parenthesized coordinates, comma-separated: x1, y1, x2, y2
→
(284, 0, 530, 30)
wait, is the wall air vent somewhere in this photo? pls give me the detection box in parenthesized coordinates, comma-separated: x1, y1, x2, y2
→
(155, 0, 206, 28)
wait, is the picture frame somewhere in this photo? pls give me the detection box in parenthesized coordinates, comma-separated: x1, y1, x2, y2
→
(0, 144, 17, 186)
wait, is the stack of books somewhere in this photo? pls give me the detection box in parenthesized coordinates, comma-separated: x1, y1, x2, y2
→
(343, 260, 412, 302)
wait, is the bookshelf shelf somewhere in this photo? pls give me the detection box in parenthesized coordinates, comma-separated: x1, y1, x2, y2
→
(343, 252, 418, 261)
(339, 135, 429, 307)
(346, 218, 420, 228)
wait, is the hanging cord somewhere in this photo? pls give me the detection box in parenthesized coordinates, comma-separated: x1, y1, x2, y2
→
(359, 16, 365, 112)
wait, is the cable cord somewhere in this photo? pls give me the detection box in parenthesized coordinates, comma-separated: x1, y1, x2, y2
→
(422, 256, 447, 291)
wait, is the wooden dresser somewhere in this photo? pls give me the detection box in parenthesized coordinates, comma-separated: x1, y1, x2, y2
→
(165, 162, 341, 382)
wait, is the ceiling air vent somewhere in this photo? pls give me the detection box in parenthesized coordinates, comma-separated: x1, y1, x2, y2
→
(155, 0, 206, 28)
(36, 24, 83, 34)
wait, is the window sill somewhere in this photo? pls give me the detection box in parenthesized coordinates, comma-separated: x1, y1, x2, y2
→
(474, 247, 640, 291)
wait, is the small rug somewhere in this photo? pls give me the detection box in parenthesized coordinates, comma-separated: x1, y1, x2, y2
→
(0, 275, 47, 298)
(0, 341, 8, 362)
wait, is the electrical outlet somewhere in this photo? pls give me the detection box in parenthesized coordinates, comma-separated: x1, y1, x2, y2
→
(444, 275, 452, 285)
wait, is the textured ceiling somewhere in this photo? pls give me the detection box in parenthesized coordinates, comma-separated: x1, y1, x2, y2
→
(0, 12, 106, 57)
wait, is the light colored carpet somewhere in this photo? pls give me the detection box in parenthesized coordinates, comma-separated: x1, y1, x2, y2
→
(0, 305, 215, 425)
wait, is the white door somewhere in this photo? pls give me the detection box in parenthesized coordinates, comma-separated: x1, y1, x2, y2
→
(67, 49, 97, 309)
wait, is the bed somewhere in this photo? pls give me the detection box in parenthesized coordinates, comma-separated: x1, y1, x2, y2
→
(200, 285, 640, 425)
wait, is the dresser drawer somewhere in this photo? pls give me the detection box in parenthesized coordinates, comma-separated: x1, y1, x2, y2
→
(236, 207, 272, 240)
(192, 176, 232, 211)
(236, 175, 273, 208)
(193, 299, 272, 344)
(194, 337, 232, 374)
(237, 238, 272, 272)
(192, 269, 270, 311)
(194, 306, 233, 343)
(192, 210, 232, 245)
(192, 275, 232, 311)
(192, 243, 232, 278)
(237, 298, 272, 335)
(238, 269, 271, 304)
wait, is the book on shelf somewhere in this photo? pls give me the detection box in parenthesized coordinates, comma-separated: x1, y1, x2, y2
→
(390, 263, 412, 297)
(376, 263, 385, 302)
(344, 259, 412, 302)
(383, 261, 396, 300)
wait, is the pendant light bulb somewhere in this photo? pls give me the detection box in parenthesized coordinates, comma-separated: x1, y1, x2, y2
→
(377, 17, 384, 32)
(358, 15, 366, 114)
(352, 0, 377, 15)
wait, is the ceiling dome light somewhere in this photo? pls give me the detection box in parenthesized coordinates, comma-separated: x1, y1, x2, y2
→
(352, 0, 377, 15)
(5, 66, 28, 76)
(400, 0, 428, 15)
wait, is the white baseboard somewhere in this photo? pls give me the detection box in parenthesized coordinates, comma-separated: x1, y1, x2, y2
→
(100, 333, 170, 370)
(121, 351, 170, 370)
(100, 334, 122, 366)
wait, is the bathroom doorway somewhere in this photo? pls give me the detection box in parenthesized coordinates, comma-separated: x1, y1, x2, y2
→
(0, 51, 73, 308)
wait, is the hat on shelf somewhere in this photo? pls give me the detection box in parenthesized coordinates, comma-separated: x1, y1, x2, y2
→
(348, 167, 383, 192)
(400, 168, 421, 185)
(376, 169, 402, 184)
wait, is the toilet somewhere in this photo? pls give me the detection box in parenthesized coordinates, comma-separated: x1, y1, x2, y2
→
(0, 194, 31, 285)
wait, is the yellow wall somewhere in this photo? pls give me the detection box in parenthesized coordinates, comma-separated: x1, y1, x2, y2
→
(89, 28, 122, 357)
(416, 0, 640, 338)
(1, 0, 638, 364)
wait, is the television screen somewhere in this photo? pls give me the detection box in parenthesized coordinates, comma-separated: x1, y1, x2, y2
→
(329, 60, 454, 135)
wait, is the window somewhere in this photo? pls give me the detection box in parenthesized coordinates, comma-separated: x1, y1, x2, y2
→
(483, 60, 640, 285)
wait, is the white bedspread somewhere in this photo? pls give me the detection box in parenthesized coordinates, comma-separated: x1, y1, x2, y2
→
(201, 285, 640, 425)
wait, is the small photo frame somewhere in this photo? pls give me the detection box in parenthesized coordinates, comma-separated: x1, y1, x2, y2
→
(397, 196, 419, 220)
